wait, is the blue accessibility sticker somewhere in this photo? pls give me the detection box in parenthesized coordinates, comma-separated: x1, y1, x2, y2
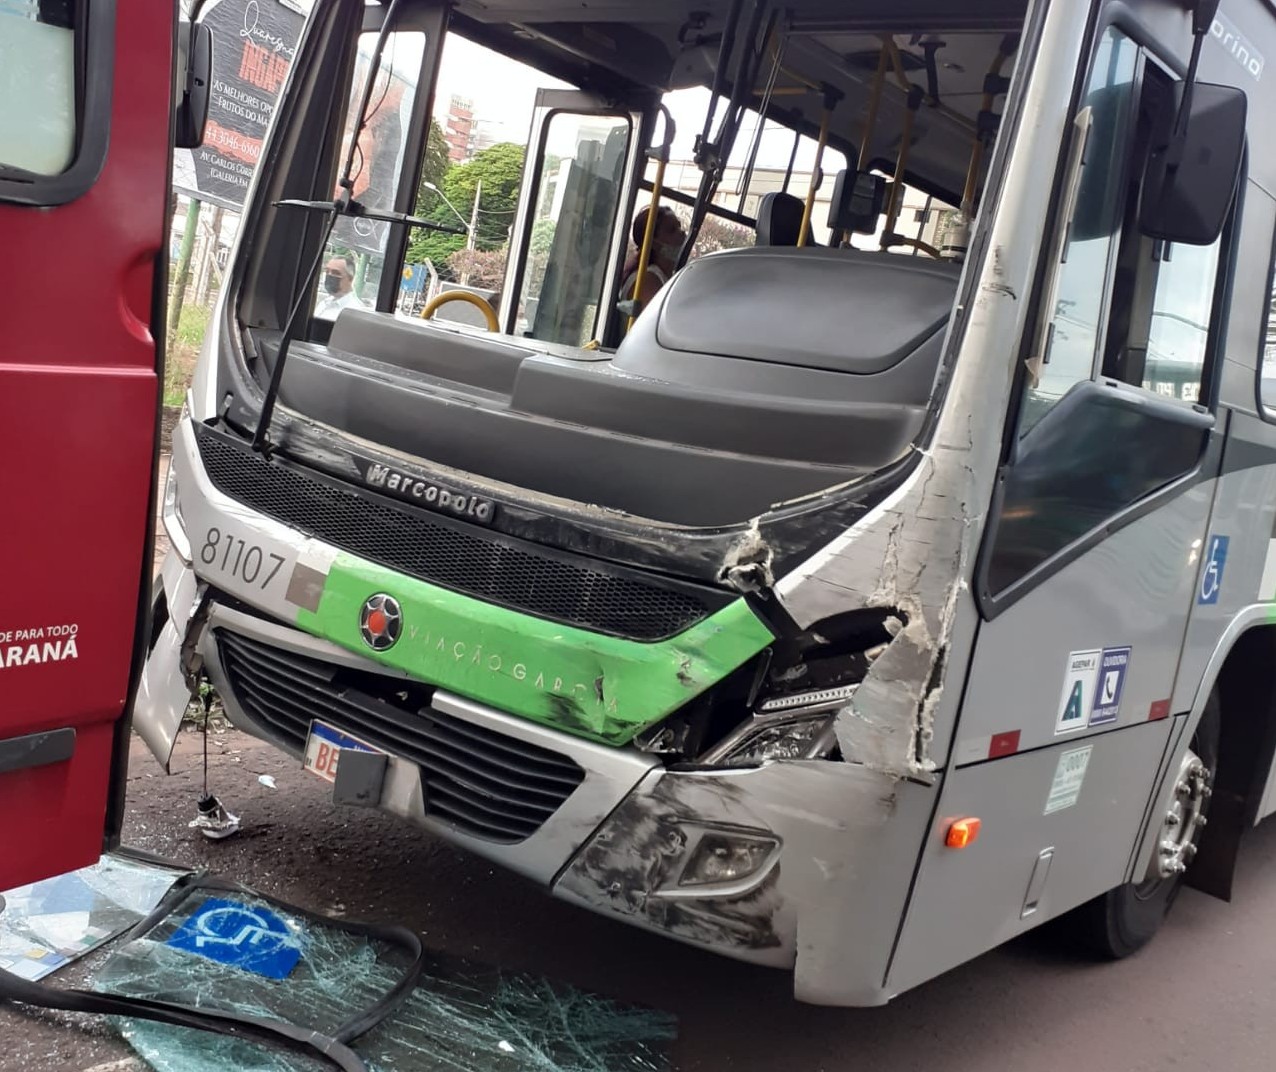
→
(1198, 534, 1229, 605)
(166, 898, 302, 980)
(1089, 646, 1131, 726)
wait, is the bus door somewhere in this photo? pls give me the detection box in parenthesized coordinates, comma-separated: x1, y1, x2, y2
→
(501, 89, 641, 346)
(0, 2, 185, 890)
(890, 18, 1243, 991)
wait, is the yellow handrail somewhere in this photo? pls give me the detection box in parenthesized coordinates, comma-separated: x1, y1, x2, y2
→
(882, 234, 942, 259)
(883, 36, 911, 93)
(420, 290, 499, 332)
(962, 41, 1016, 214)
(797, 105, 831, 248)
(628, 155, 668, 331)
(858, 44, 890, 172)
(625, 105, 676, 331)
(883, 88, 922, 240)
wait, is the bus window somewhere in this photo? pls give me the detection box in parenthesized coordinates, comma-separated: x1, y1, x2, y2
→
(1021, 27, 1139, 435)
(1140, 239, 1220, 404)
(849, 180, 958, 256)
(517, 111, 632, 345)
(316, 27, 426, 318)
(0, 3, 76, 176)
(643, 96, 848, 250)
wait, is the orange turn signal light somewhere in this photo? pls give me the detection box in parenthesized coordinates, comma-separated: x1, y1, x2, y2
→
(945, 817, 981, 849)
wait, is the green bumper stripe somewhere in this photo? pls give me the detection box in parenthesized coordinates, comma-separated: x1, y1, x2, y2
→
(295, 553, 773, 746)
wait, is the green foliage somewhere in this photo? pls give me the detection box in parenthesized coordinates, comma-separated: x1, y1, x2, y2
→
(529, 217, 557, 256)
(164, 302, 213, 407)
(175, 302, 211, 348)
(408, 141, 526, 266)
(416, 118, 451, 205)
(446, 248, 509, 290)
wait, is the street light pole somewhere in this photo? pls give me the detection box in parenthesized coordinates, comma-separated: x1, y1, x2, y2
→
(422, 180, 471, 235)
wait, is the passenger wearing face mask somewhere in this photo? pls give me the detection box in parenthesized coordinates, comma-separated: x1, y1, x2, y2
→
(619, 205, 687, 318)
(315, 254, 367, 320)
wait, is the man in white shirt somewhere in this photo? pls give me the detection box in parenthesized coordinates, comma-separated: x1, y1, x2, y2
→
(315, 254, 367, 320)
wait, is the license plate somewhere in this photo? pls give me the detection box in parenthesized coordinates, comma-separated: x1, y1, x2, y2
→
(303, 720, 381, 783)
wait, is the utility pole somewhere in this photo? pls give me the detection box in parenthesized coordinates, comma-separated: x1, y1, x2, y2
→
(460, 179, 481, 285)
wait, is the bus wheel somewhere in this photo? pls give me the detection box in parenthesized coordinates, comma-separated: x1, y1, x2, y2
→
(1066, 693, 1219, 959)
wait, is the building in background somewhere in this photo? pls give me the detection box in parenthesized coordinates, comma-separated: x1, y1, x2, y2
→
(444, 95, 475, 162)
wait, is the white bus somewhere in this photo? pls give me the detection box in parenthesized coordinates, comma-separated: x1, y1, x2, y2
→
(139, 0, 1276, 1005)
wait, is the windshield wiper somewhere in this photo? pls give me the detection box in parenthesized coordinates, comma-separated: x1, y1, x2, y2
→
(250, 0, 463, 456)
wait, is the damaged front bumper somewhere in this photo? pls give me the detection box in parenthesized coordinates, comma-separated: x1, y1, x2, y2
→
(136, 415, 938, 1003)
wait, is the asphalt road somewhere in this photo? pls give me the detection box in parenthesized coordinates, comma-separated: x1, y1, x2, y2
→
(4, 725, 1275, 1071)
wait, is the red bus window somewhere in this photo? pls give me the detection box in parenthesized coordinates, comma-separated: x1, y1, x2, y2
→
(0, 0, 113, 206)
(0, 1, 77, 175)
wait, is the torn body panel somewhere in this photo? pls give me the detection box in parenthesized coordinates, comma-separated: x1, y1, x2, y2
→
(556, 759, 941, 1005)
(767, 30, 1058, 779)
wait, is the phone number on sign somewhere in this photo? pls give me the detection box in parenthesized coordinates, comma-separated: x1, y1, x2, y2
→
(199, 527, 286, 590)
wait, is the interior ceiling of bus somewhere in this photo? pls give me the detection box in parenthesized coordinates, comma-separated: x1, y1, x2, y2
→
(450, 0, 1030, 201)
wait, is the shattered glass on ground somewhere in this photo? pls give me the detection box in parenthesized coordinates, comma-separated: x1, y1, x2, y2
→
(0, 854, 184, 982)
(96, 888, 676, 1071)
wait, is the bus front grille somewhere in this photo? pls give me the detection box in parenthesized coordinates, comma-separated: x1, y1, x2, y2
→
(194, 425, 715, 642)
(214, 629, 585, 844)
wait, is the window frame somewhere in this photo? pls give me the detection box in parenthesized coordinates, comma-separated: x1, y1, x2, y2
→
(508, 104, 636, 344)
(1007, 18, 1233, 459)
(0, 0, 116, 207)
(974, 4, 1245, 619)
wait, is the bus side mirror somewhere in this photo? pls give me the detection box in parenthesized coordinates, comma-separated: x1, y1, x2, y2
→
(1139, 82, 1246, 246)
(174, 21, 213, 149)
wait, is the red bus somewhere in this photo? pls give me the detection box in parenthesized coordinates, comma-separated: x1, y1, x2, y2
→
(0, 2, 207, 891)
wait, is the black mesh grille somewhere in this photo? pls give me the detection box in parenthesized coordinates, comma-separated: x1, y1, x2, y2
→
(216, 629, 585, 844)
(196, 428, 711, 640)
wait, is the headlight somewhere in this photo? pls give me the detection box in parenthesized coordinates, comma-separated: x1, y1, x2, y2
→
(702, 684, 853, 765)
(720, 714, 837, 764)
(161, 467, 191, 564)
(678, 830, 778, 888)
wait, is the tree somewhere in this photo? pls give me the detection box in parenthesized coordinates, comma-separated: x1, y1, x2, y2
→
(446, 248, 508, 290)
(408, 141, 526, 265)
(692, 213, 753, 258)
(404, 119, 453, 266)
(414, 118, 451, 209)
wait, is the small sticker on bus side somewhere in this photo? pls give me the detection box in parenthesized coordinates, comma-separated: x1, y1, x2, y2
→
(1198, 534, 1229, 605)
(1045, 746, 1093, 815)
(1088, 646, 1131, 727)
(1055, 649, 1100, 734)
